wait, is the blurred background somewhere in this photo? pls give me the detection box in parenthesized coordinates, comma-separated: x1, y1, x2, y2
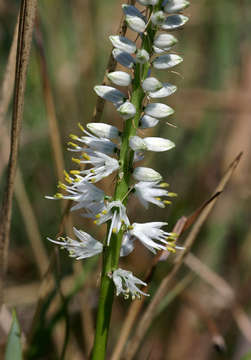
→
(0, 0, 251, 359)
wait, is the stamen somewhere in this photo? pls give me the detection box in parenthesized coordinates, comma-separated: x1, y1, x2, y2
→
(54, 193, 63, 198)
(72, 157, 81, 164)
(168, 192, 178, 198)
(78, 122, 85, 132)
(82, 152, 90, 160)
(69, 134, 78, 140)
(67, 141, 78, 148)
(70, 170, 80, 175)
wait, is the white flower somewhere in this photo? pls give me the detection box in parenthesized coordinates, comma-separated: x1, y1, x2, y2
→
(151, 11, 166, 26)
(154, 33, 178, 49)
(107, 71, 132, 87)
(133, 166, 162, 182)
(145, 103, 174, 118)
(94, 85, 127, 105)
(74, 150, 119, 183)
(164, 0, 190, 13)
(112, 48, 135, 68)
(161, 14, 189, 30)
(122, 4, 146, 20)
(68, 130, 117, 155)
(134, 181, 176, 208)
(94, 200, 130, 245)
(142, 77, 163, 92)
(120, 231, 135, 257)
(87, 122, 120, 139)
(117, 101, 136, 120)
(153, 54, 183, 70)
(110, 268, 149, 299)
(48, 227, 103, 260)
(135, 49, 150, 64)
(109, 35, 137, 54)
(129, 222, 172, 253)
(139, 114, 159, 129)
(130, 136, 175, 152)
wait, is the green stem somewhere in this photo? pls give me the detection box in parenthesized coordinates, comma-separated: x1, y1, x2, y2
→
(91, 6, 160, 358)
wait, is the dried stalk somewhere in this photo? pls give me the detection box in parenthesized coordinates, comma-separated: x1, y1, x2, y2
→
(0, 0, 38, 307)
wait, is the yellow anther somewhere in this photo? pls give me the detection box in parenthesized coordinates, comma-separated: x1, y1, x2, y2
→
(102, 210, 108, 215)
(128, 225, 134, 230)
(54, 193, 63, 198)
(93, 220, 98, 224)
(90, 169, 95, 174)
(91, 178, 96, 183)
(65, 177, 72, 184)
(95, 214, 101, 219)
(72, 157, 81, 164)
(82, 152, 90, 160)
(78, 122, 85, 132)
(167, 246, 176, 253)
(132, 295, 136, 301)
(70, 170, 81, 175)
(163, 200, 172, 205)
(64, 170, 70, 178)
(67, 141, 78, 148)
(155, 197, 161, 201)
(69, 134, 78, 140)
(74, 178, 81, 182)
(169, 232, 178, 238)
(112, 227, 117, 234)
(168, 192, 178, 198)
(160, 182, 169, 188)
(57, 182, 67, 190)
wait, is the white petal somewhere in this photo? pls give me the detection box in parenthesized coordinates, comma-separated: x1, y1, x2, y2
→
(154, 33, 178, 49)
(87, 123, 120, 139)
(94, 85, 126, 105)
(107, 71, 132, 86)
(129, 136, 147, 151)
(136, 0, 158, 5)
(133, 167, 162, 182)
(122, 4, 146, 20)
(148, 83, 177, 98)
(117, 101, 136, 120)
(161, 14, 189, 30)
(153, 54, 183, 70)
(142, 77, 163, 92)
(112, 48, 135, 68)
(145, 103, 174, 118)
(151, 11, 166, 26)
(164, 0, 190, 13)
(139, 115, 159, 129)
(144, 137, 175, 152)
(109, 35, 136, 54)
(120, 232, 135, 257)
(136, 49, 150, 64)
(125, 15, 146, 33)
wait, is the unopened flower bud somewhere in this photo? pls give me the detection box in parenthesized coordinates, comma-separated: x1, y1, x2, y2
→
(161, 14, 189, 30)
(153, 54, 183, 70)
(148, 83, 177, 99)
(154, 33, 178, 49)
(112, 49, 135, 68)
(139, 115, 159, 129)
(151, 11, 166, 26)
(133, 167, 162, 182)
(136, 49, 150, 64)
(87, 123, 120, 139)
(109, 35, 136, 54)
(145, 103, 174, 118)
(94, 85, 126, 105)
(164, 0, 190, 14)
(142, 77, 162, 92)
(107, 71, 132, 86)
(117, 101, 136, 120)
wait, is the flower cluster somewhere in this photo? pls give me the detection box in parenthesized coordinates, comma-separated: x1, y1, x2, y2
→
(47, 0, 189, 299)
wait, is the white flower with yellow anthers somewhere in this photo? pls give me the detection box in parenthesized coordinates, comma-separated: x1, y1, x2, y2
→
(47, 227, 103, 260)
(134, 181, 178, 209)
(46, 177, 105, 211)
(110, 268, 149, 299)
(72, 150, 119, 183)
(94, 200, 130, 245)
(68, 129, 117, 155)
(128, 222, 177, 254)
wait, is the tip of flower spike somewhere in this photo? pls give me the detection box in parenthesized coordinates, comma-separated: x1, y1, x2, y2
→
(72, 157, 81, 164)
(78, 122, 85, 132)
(70, 134, 78, 140)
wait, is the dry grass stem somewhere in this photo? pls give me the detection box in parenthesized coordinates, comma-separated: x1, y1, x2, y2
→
(0, 0, 38, 307)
